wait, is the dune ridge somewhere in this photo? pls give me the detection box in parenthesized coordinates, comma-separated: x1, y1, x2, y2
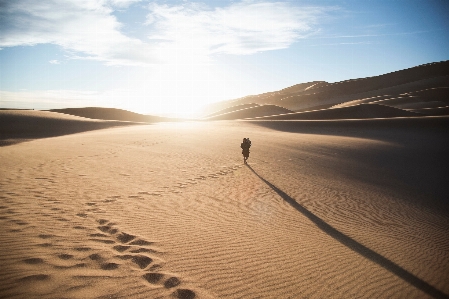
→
(0, 110, 138, 146)
(50, 107, 178, 122)
(205, 104, 293, 120)
(201, 61, 449, 120)
(255, 103, 420, 120)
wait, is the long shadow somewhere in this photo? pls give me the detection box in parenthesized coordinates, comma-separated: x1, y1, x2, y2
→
(246, 164, 448, 299)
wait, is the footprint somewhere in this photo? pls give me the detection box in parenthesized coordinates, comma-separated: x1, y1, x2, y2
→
(89, 253, 102, 261)
(58, 254, 73, 260)
(164, 277, 181, 289)
(131, 255, 153, 269)
(142, 273, 164, 284)
(113, 245, 130, 252)
(117, 233, 136, 244)
(23, 258, 44, 265)
(172, 289, 196, 299)
(101, 263, 119, 270)
(98, 225, 112, 233)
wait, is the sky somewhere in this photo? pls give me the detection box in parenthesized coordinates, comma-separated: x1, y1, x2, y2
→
(1, 0, 448, 117)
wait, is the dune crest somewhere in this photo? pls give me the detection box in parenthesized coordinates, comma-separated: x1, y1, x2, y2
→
(201, 61, 449, 120)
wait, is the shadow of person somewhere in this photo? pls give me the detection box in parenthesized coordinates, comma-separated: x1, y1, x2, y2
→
(246, 164, 448, 299)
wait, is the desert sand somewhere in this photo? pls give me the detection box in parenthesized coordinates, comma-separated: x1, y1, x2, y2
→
(1, 61, 449, 299)
(1, 112, 448, 299)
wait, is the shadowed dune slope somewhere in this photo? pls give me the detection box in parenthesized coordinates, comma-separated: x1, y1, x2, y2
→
(0, 110, 136, 146)
(201, 61, 449, 116)
(333, 86, 449, 111)
(205, 105, 293, 120)
(257, 104, 420, 120)
(50, 107, 177, 122)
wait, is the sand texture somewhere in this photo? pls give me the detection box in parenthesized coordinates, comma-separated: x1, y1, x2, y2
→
(1, 114, 449, 298)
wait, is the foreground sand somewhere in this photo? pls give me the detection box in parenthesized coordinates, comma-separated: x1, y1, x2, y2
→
(1, 118, 449, 298)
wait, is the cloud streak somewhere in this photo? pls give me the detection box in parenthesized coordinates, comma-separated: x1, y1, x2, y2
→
(146, 1, 329, 57)
(0, 0, 331, 66)
(0, 0, 157, 65)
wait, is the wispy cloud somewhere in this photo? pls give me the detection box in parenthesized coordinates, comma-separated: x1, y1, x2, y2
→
(0, 0, 157, 65)
(146, 2, 331, 57)
(49, 59, 60, 64)
(0, 0, 333, 65)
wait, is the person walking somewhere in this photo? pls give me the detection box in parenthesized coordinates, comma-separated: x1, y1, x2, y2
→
(241, 138, 251, 164)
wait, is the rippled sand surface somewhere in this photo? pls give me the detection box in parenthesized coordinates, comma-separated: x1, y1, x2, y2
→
(1, 119, 448, 299)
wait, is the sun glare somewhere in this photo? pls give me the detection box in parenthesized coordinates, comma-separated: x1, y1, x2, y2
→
(114, 63, 234, 118)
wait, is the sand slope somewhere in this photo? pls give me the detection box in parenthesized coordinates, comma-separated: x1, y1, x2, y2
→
(1, 119, 448, 298)
(50, 107, 177, 122)
(202, 61, 449, 119)
(256, 104, 420, 120)
(0, 110, 137, 146)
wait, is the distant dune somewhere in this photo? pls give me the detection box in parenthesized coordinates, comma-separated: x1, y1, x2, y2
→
(0, 110, 136, 146)
(204, 103, 260, 118)
(202, 60, 449, 120)
(200, 81, 324, 116)
(50, 107, 177, 122)
(205, 104, 293, 120)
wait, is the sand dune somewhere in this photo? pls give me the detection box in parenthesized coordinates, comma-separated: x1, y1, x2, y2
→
(0, 110, 137, 146)
(50, 107, 177, 122)
(253, 103, 419, 120)
(1, 119, 448, 298)
(205, 104, 293, 120)
(202, 61, 449, 119)
(204, 103, 260, 118)
(199, 81, 322, 116)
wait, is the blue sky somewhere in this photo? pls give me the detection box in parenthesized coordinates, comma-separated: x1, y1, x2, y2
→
(1, 0, 448, 116)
